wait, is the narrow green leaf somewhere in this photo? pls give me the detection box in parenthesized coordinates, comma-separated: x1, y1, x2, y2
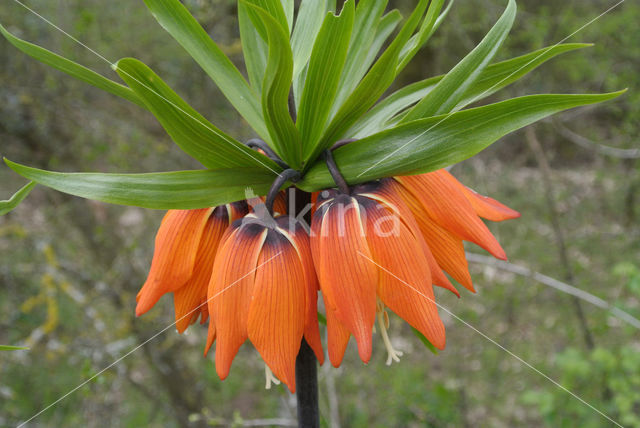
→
(0, 345, 29, 351)
(350, 43, 592, 138)
(243, 2, 301, 168)
(304, 0, 431, 165)
(280, 0, 294, 34)
(349, 76, 440, 138)
(0, 24, 145, 109)
(143, 0, 268, 140)
(331, 0, 388, 112)
(455, 43, 593, 111)
(396, 0, 446, 73)
(5, 160, 277, 210)
(115, 58, 280, 173)
(298, 91, 625, 191)
(0, 181, 35, 216)
(359, 10, 403, 81)
(241, 0, 289, 37)
(291, 0, 327, 81)
(298, 1, 355, 159)
(412, 328, 438, 355)
(402, 0, 516, 121)
(238, 2, 268, 93)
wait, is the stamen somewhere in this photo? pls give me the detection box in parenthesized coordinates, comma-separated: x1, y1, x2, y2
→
(264, 364, 281, 390)
(376, 302, 403, 366)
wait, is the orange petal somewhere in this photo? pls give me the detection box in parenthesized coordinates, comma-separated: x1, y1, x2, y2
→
(248, 230, 306, 392)
(361, 180, 459, 297)
(396, 173, 507, 260)
(278, 218, 324, 365)
(325, 300, 351, 368)
(439, 170, 520, 221)
(209, 222, 267, 379)
(250, 191, 287, 216)
(311, 196, 377, 363)
(173, 209, 229, 333)
(364, 203, 446, 350)
(394, 183, 474, 292)
(137, 208, 213, 316)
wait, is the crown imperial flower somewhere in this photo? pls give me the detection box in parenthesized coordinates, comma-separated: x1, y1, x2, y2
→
(136, 202, 248, 332)
(205, 213, 323, 392)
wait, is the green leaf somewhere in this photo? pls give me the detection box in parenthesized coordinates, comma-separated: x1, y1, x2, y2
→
(0, 345, 29, 351)
(304, 0, 431, 165)
(291, 0, 327, 81)
(330, 0, 388, 113)
(143, 0, 268, 140)
(281, 0, 294, 34)
(349, 43, 592, 138)
(0, 181, 35, 216)
(298, 91, 625, 190)
(359, 10, 403, 81)
(243, 2, 301, 168)
(238, 2, 268, 93)
(298, 1, 355, 159)
(5, 160, 277, 210)
(412, 328, 438, 355)
(241, 0, 289, 37)
(115, 58, 280, 174)
(396, 0, 445, 73)
(0, 24, 144, 109)
(402, 0, 516, 121)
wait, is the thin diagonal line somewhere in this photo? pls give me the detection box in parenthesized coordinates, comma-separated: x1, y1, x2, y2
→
(9, 0, 280, 176)
(357, 0, 625, 179)
(17, 251, 282, 428)
(356, 250, 624, 428)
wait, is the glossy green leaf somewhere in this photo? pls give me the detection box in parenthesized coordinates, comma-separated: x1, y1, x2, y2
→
(402, 0, 516, 121)
(350, 43, 592, 138)
(0, 181, 35, 216)
(304, 0, 431, 165)
(396, 0, 445, 73)
(298, 91, 625, 190)
(0, 24, 145, 109)
(5, 160, 277, 210)
(281, 0, 294, 33)
(0, 345, 29, 351)
(115, 58, 280, 173)
(143, 0, 268, 140)
(238, 2, 267, 93)
(243, 2, 301, 168)
(298, 0, 355, 158)
(291, 0, 327, 81)
(359, 10, 403, 81)
(241, 0, 289, 37)
(331, 0, 388, 113)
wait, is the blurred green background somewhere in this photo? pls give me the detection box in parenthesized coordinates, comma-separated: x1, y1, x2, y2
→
(1, 0, 639, 426)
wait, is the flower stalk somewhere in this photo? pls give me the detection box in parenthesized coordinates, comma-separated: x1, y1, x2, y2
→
(292, 186, 320, 428)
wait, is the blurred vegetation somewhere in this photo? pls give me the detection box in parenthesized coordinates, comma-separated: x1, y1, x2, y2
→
(1, 0, 638, 426)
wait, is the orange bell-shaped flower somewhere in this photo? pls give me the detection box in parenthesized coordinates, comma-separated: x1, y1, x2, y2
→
(311, 180, 446, 367)
(394, 170, 520, 292)
(136, 202, 247, 332)
(206, 213, 323, 392)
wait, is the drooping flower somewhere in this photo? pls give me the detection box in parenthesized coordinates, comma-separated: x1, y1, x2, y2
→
(136, 202, 247, 333)
(311, 181, 448, 367)
(393, 170, 520, 292)
(205, 213, 323, 392)
(310, 167, 520, 367)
